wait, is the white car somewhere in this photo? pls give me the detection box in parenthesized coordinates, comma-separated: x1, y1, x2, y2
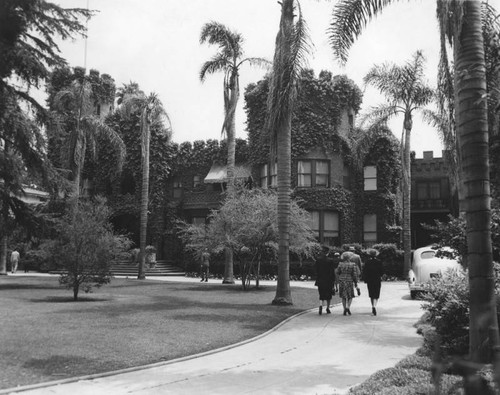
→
(408, 246, 461, 299)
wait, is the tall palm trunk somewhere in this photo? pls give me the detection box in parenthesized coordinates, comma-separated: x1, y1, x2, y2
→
(272, 0, 294, 305)
(454, 0, 499, 363)
(274, 111, 293, 304)
(222, 76, 238, 284)
(72, 81, 86, 200)
(402, 114, 412, 277)
(138, 119, 150, 280)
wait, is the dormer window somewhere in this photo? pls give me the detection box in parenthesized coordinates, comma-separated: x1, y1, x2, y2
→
(297, 160, 329, 188)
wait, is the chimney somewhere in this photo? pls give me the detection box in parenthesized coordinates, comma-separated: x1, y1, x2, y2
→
(423, 151, 433, 160)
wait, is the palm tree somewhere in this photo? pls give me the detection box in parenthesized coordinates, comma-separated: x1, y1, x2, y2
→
(51, 77, 125, 199)
(361, 51, 434, 276)
(267, 0, 310, 305)
(329, 0, 499, 364)
(119, 91, 169, 280)
(199, 21, 269, 284)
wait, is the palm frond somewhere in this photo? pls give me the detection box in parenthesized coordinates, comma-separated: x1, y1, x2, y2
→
(52, 79, 94, 116)
(329, 0, 397, 64)
(364, 50, 434, 109)
(238, 57, 272, 70)
(437, 0, 464, 48)
(117, 82, 144, 105)
(200, 21, 241, 50)
(359, 103, 400, 127)
(199, 54, 230, 82)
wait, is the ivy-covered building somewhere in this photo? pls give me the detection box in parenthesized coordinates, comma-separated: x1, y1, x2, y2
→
(244, 70, 402, 249)
(161, 70, 403, 265)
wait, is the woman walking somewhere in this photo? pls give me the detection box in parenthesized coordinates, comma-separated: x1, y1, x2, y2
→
(314, 246, 336, 315)
(336, 251, 360, 316)
(363, 248, 383, 315)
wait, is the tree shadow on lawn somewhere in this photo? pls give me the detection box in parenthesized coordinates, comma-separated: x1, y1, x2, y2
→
(180, 283, 276, 293)
(0, 283, 60, 291)
(29, 296, 113, 303)
(23, 355, 100, 377)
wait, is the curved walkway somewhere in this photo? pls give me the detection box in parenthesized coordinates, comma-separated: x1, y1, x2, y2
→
(6, 281, 423, 395)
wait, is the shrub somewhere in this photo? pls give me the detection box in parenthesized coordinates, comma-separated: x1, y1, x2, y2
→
(414, 320, 438, 358)
(421, 268, 470, 356)
(349, 367, 431, 394)
(55, 197, 132, 301)
(349, 365, 462, 395)
(396, 354, 433, 371)
(372, 243, 404, 278)
(22, 240, 59, 272)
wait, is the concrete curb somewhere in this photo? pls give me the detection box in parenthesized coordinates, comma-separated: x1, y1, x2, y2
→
(1, 304, 334, 394)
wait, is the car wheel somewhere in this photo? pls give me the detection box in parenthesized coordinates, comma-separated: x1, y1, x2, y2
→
(410, 291, 417, 300)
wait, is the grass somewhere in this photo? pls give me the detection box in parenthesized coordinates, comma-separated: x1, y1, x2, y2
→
(0, 275, 323, 390)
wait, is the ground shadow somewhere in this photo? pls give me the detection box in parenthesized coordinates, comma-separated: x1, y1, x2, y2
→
(0, 283, 58, 291)
(29, 296, 111, 303)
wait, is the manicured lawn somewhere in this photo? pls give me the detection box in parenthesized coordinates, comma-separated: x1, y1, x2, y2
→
(0, 275, 324, 390)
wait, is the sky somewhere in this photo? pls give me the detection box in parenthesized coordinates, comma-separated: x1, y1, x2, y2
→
(54, 0, 447, 158)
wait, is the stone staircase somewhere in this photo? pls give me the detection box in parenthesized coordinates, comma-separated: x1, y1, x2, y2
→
(111, 259, 185, 277)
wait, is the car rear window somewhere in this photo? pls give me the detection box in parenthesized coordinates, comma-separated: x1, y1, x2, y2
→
(420, 251, 436, 259)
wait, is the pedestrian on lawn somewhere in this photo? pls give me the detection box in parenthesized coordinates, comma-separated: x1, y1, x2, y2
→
(336, 251, 360, 316)
(314, 246, 336, 315)
(200, 249, 210, 282)
(363, 248, 384, 316)
(10, 250, 20, 274)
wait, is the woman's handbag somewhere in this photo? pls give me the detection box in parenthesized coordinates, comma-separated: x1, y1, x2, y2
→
(356, 286, 361, 296)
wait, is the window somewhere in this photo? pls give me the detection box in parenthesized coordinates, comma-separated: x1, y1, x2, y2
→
(342, 162, 351, 189)
(323, 211, 340, 246)
(364, 166, 377, 191)
(193, 175, 202, 187)
(259, 163, 277, 188)
(417, 181, 441, 200)
(309, 210, 340, 246)
(173, 178, 183, 198)
(270, 162, 277, 187)
(315, 161, 329, 187)
(363, 214, 377, 244)
(297, 160, 330, 188)
(260, 164, 268, 188)
(298, 161, 312, 187)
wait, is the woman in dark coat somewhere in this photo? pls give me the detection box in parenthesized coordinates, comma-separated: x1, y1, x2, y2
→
(363, 248, 384, 315)
(314, 247, 336, 315)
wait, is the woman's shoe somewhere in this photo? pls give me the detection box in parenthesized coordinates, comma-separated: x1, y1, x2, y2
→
(343, 308, 347, 316)
(347, 308, 352, 315)
(319, 306, 323, 315)
(326, 307, 331, 314)
(372, 307, 377, 316)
